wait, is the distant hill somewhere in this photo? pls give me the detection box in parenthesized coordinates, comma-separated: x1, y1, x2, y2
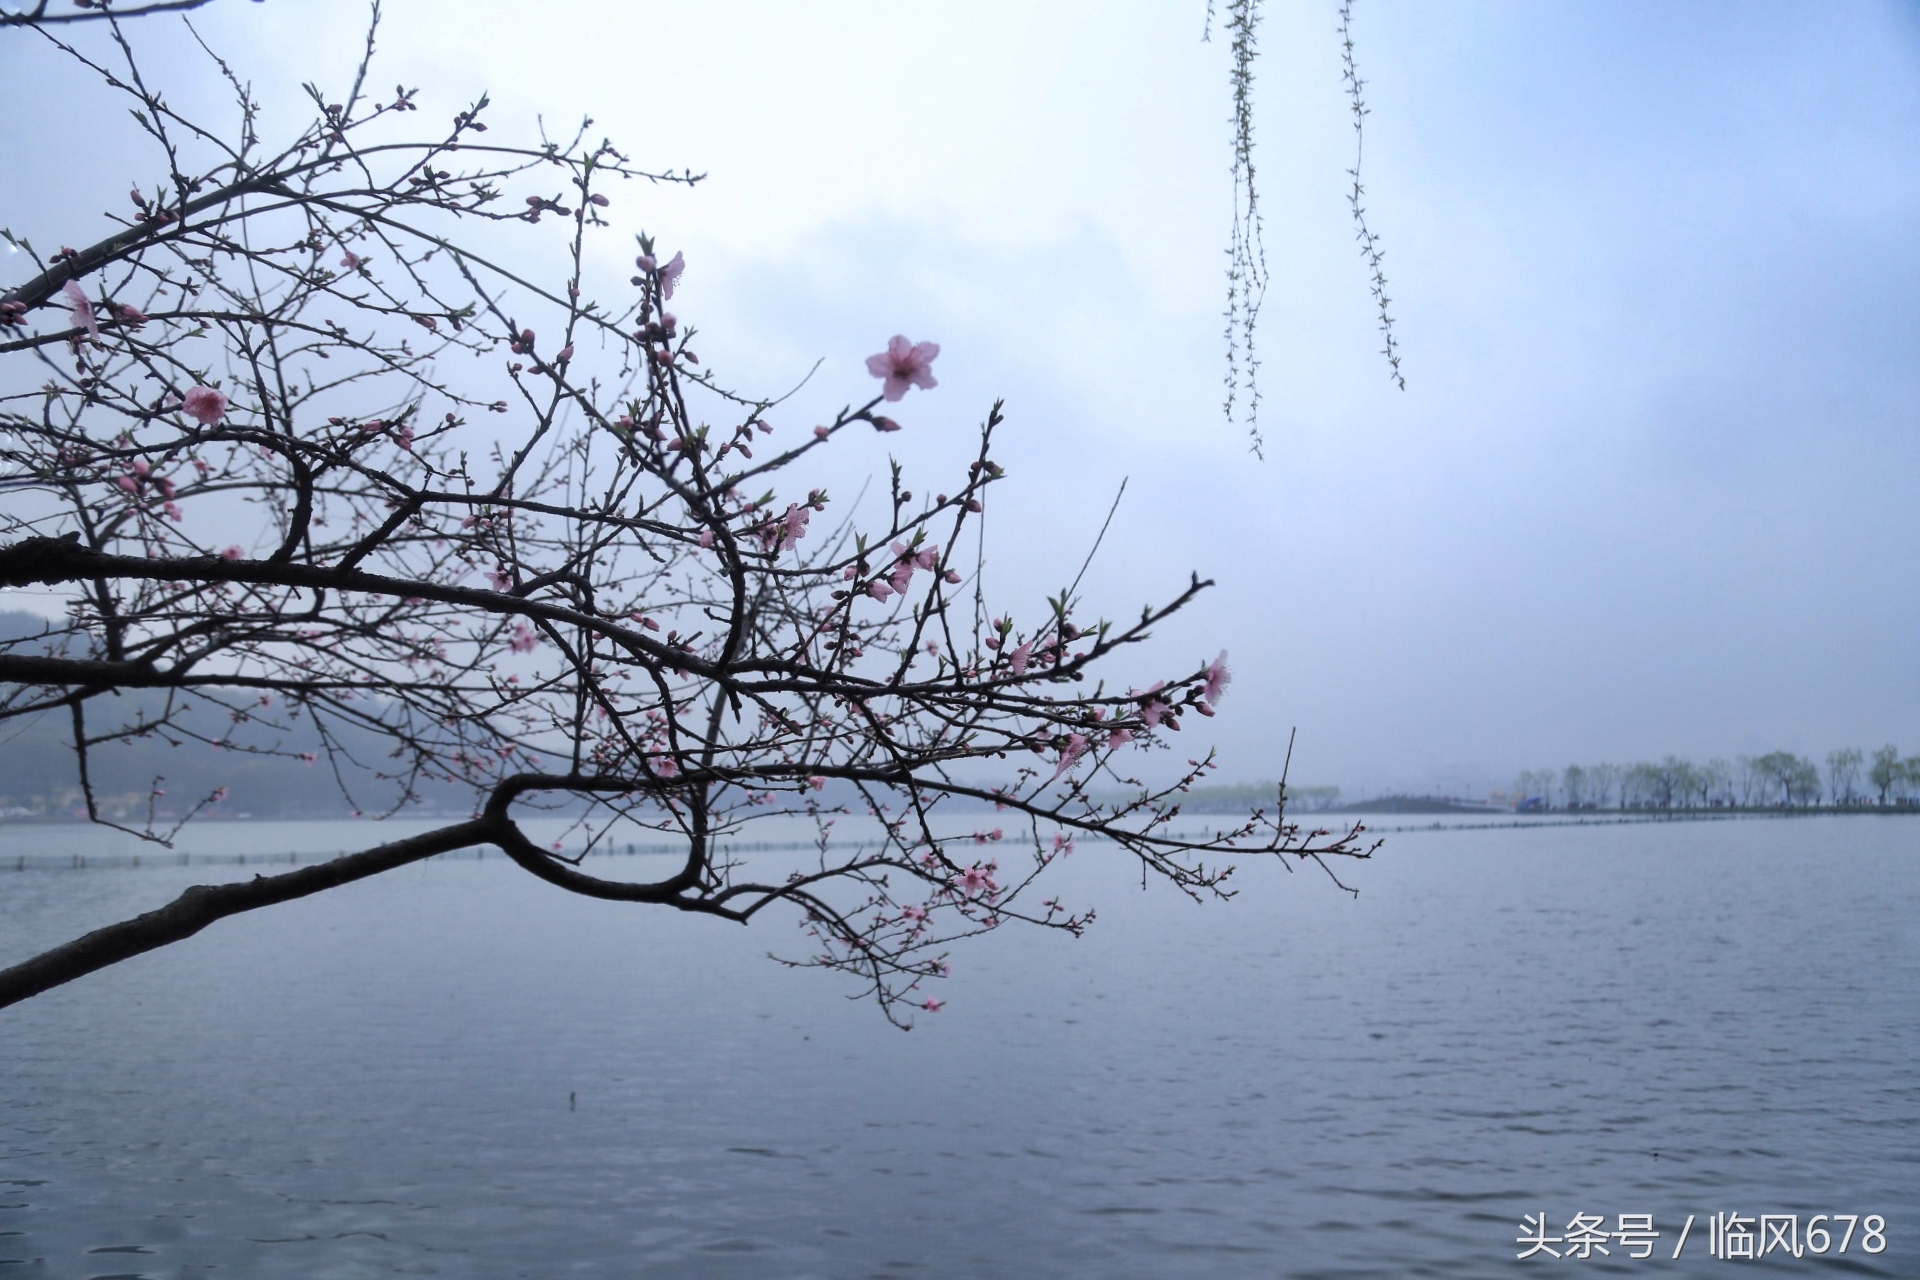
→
(1, 612, 470, 819)
(1327, 795, 1506, 815)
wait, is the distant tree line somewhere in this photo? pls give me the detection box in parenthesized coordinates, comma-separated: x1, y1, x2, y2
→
(1513, 747, 1920, 811)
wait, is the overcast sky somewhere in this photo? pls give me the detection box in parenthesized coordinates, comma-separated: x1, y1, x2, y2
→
(3, 1, 1916, 795)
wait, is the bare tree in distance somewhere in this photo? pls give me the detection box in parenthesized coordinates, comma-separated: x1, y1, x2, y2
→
(1588, 762, 1621, 810)
(1869, 746, 1905, 806)
(1701, 756, 1732, 808)
(0, 5, 1376, 1019)
(1825, 748, 1862, 807)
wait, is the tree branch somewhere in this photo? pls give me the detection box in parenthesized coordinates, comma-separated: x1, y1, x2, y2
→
(0, 816, 495, 1010)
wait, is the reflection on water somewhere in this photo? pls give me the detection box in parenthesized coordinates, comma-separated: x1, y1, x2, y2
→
(1, 816, 1914, 1277)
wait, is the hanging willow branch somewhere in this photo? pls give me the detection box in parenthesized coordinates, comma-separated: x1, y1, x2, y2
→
(1221, 0, 1268, 458)
(1210, 0, 1406, 455)
(1340, 0, 1404, 390)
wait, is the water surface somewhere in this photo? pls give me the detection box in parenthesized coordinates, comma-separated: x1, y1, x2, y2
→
(2, 815, 1914, 1277)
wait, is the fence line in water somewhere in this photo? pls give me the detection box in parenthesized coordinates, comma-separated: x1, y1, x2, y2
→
(0, 808, 1849, 873)
(0, 838, 853, 873)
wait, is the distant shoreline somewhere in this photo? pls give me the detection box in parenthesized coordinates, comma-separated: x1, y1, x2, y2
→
(1316, 795, 1920, 817)
(3, 804, 1909, 874)
(5, 799, 1915, 824)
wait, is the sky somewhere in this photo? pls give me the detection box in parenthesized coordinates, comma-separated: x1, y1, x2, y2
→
(2, 0, 1916, 796)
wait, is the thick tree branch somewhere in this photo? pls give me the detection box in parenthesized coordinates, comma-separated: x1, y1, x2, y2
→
(0, 535, 689, 672)
(0, 816, 495, 1010)
(1, 0, 219, 29)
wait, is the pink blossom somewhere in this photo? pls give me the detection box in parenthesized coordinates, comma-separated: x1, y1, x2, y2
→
(63, 280, 98, 340)
(115, 474, 140, 495)
(783, 503, 811, 546)
(698, 529, 715, 548)
(508, 621, 538, 652)
(865, 335, 940, 402)
(220, 545, 243, 560)
(1052, 832, 1075, 857)
(808, 775, 827, 791)
(761, 502, 811, 553)
(952, 864, 998, 896)
(901, 904, 928, 923)
(556, 344, 574, 362)
(813, 425, 830, 440)
(210, 787, 229, 803)
(1204, 650, 1232, 707)
(923, 999, 944, 1013)
(112, 302, 149, 328)
(1107, 726, 1133, 748)
(885, 543, 920, 595)
(866, 580, 893, 602)
(657, 251, 685, 300)
(182, 385, 229, 426)
(486, 566, 514, 592)
(1052, 733, 1089, 780)
(340, 249, 363, 271)
(1008, 640, 1033, 677)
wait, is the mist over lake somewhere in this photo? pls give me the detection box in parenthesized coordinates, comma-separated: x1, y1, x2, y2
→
(3, 814, 1913, 1277)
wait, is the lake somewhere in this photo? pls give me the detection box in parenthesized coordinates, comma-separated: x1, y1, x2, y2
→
(1, 813, 1914, 1277)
